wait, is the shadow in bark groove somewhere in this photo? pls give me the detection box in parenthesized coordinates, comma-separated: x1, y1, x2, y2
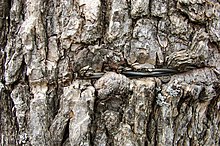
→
(61, 119, 70, 146)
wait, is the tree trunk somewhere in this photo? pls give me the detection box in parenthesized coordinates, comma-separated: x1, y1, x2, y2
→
(1, 0, 220, 145)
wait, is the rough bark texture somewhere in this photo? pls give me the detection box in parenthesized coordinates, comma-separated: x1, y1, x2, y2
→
(0, 0, 220, 146)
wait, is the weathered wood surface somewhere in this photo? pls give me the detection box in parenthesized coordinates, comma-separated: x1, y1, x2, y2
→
(0, 0, 220, 146)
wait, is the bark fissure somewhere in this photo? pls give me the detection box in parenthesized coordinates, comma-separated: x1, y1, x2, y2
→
(1, 0, 220, 146)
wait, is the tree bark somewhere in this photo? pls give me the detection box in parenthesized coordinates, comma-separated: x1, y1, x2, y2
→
(1, 0, 220, 146)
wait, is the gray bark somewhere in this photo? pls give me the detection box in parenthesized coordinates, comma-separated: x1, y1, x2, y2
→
(1, 0, 220, 146)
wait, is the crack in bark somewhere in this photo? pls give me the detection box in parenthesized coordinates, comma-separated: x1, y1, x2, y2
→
(1, 0, 220, 145)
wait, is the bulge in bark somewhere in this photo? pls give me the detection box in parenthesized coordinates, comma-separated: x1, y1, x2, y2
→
(94, 72, 130, 100)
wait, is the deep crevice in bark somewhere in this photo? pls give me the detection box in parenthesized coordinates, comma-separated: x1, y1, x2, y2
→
(61, 119, 70, 146)
(1, 0, 220, 145)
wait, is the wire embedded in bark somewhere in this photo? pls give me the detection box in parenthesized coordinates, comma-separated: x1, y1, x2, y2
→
(76, 68, 178, 79)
